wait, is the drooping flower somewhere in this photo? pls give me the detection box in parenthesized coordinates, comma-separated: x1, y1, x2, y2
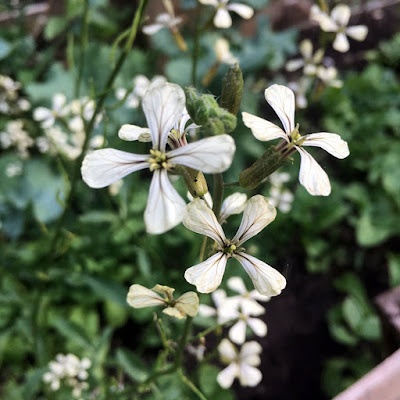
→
(183, 195, 286, 295)
(127, 284, 199, 319)
(286, 39, 324, 76)
(217, 339, 262, 388)
(242, 84, 350, 196)
(82, 81, 236, 234)
(199, 0, 254, 29)
(311, 4, 368, 53)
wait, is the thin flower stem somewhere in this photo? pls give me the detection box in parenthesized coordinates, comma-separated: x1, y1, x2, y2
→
(154, 314, 174, 352)
(179, 369, 208, 400)
(175, 316, 193, 367)
(212, 173, 224, 220)
(199, 235, 208, 263)
(74, 0, 89, 98)
(191, 2, 201, 85)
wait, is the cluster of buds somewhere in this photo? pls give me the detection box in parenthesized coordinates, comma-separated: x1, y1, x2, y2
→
(0, 75, 30, 114)
(0, 119, 34, 160)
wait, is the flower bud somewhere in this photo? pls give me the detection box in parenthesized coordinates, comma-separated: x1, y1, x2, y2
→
(176, 165, 208, 197)
(220, 63, 243, 116)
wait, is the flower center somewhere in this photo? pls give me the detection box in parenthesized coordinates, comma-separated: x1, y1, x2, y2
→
(149, 149, 172, 171)
(223, 241, 237, 256)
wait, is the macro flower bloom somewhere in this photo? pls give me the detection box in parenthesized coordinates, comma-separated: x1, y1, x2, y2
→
(311, 4, 368, 53)
(217, 339, 262, 388)
(127, 284, 199, 319)
(242, 84, 350, 196)
(183, 195, 286, 295)
(199, 0, 254, 29)
(286, 39, 324, 76)
(82, 81, 235, 234)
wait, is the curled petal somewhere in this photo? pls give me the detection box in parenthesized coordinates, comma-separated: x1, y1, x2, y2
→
(331, 4, 351, 27)
(297, 147, 331, 196)
(242, 112, 287, 142)
(118, 124, 151, 142)
(220, 193, 247, 223)
(152, 284, 175, 299)
(214, 8, 232, 28)
(227, 3, 254, 19)
(232, 195, 276, 246)
(247, 317, 268, 337)
(175, 291, 200, 317)
(145, 169, 186, 234)
(168, 134, 236, 173)
(333, 32, 350, 53)
(264, 84, 296, 134)
(239, 363, 262, 387)
(235, 253, 286, 297)
(346, 25, 368, 41)
(127, 284, 164, 308)
(184, 252, 228, 293)
(217, 363, 239, 388)
(229, 320, 247, 344)
(183, 198, 226, 246)
(301, 132, 349, 159)
(81, 149, 149, 188)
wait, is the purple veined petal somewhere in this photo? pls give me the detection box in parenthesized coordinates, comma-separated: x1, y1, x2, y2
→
(214, 7, 232, 28)
(301, 132, 349, 159)
(142, 82, 185, 151)
(242, 112, 288, 142)
(144, 169, 186, 234)
(168, 134, 235, 173)
(81, 149, 150, 188)
(297, 147, 331, 196)
(226, 3, 254, 19)
(264, 84, 296, 134)
(184, 252, 228, 293)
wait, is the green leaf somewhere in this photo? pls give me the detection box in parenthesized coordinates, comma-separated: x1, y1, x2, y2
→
(116, 348, 148, 382)
(44, 17, 69, 40)
(388, 253, 400, 287)
(358, 315, 381, 341)
(0, 37, 11, 60)
(50, 317, 92, 348)
(82, 275, 128, 306)
(198, 364, 220, 396)
(342, 297, 363, 331)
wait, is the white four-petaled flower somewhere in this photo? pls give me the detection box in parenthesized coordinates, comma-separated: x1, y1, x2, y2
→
(81, 82, 235, 234)
(242, 84, 350, 196)
(183, 195, 286, 296)
(286, 39, 324, 76)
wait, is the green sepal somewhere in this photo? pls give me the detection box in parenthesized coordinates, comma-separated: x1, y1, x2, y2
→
(175, 165, 208, 197)
(220, 63, 244, 116)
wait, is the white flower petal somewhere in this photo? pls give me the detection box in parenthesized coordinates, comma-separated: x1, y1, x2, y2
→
(247, 317, 268, 337)
(142, 23, 165, 35)
(242, 112, 287, 142)
(220, 193, 247, 223)
(144, 169, 186, 234)
(240, 297, 265, 316)
(218, 338, 237, 361)
(118, 124, 151, 142)
(235, 253, 286, 297)
(142, 82, 185, 151)
(184, 252, 228, 293)
(331, 4, 351, 27)
(229, 320, 247, 344)
(182, 198, 226, 246)
(239, 363, 262, 387)
(163, 307, 186, 319)
(217, 363, 239, 388)
(232, 195, 276, 246)
(212, 288, 227, 307)
(346, 25, 368, 41)
(249, 289, 270, 303)
(168, 134, 235, 174)
(333, 32, 350, 53)
(175, 291, 199, 317)
(285, 58, 305, 72)
(301, 132, 349, 159)
(217, 298, 240, 323)
(81, 149, 149, 188)
(227, 276, 247, 295)
(214, 8, 232, 28)
(198, 0, 219, 5)
(33, 107, 52, 122)
(297, 147, 331, 196)
(240, 341, 262, 366)
(198, 304, 217, 317)
(127, 284, 165, 308)
(319, 15, 338, 32)
(227, 3, 254, 19)
(299, 39, 313, 59)
(264, 84, 296, 134)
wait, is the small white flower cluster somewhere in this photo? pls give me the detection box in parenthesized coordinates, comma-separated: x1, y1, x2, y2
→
(33, 94, 103, 160)
(266, 172, 294, 213)
(0, 75, 30, 114)
(42, 353, 91, 399)
(0, 119, 34, 159)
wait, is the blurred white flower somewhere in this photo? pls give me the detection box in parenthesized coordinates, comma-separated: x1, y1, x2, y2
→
(215, 38, 238, 64)
(143, 12, 182, 35)
(310, 4, 368, 53)
(0, 120, 33, 158)
(317, 66, 343, 88)
(286, 39, 324, 76)
(184, 195, 286, 296)
(288, 77, 310, 109)
(268, 186, 294, 213)
(5, 161, 23, 177)
(127, 283, 199, 319)
(82, 81, 235, 234)
(33, 93, 69, 128)
(242, 84, 350, 196)
(217, 339, 262, 388)
(199, 0, 254, 28)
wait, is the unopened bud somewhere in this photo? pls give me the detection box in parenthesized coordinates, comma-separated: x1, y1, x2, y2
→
(220, 63, 243, 116)
(177, 165, 208, 197)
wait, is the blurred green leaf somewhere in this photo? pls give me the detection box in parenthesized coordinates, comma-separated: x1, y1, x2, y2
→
(388, 254, 400, 287)
(116, 348, 148, 382)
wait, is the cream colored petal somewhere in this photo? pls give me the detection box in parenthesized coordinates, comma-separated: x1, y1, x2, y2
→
(212, 288, 227, 307)
(151, 284, 175, 299)
(240, 341, 262, 366)
(264, 84, 296, 134)
(229, 320, 247, 344)
(249, 289, 270, 303)
(198, 0, 218, 5)
(346, 25, 368, 41)
(127, 284, 165, 308)
(333, 32, 350, 53)
(304, 64, 317, 76)
(184, 252, 228, 293)
(331, 4, 351, 27)
(188, 191, 213, 208)
(240, 298, 265, 316)
(142, 23, 165, 35)
(247, 317, 268, 337)
(142, 82, 185, 151)
(176, 291, 199, 317)
(313, 48, 325, 64)
(285, 58, 305, 72)
(182, 198, 226, 246)
(235, 253, 286, 297)
(219, 193, 247, 223)
(118, 124, 151, 142)
(144, 169, 186, 234)
(81, 149, 150, 188)
(239, 363, 262, 387)
(297, 147, 331, 196)
(299, 39, 313, 59)
(226, 3, 254, 19)
(218, 338, 237, 362)
(162, 307, 185, 319)
(227, 276, 247, 295)
(242, 112, 288, 142)
(214, 8, 232, 28)
(217, 363, 239, 388)
(168, 134, 235, 173)
(232, 195, 276, 246)
(198, 304, 217, 317)
(301, 132, 349, 159)
(217, 297, 241, 323)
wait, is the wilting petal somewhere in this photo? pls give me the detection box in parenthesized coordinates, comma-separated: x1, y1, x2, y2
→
(239, 363, 262, 387)
(346, 25, 368, 41)
(214, 8, 232, 28)
(118, 124, 151, 142)
(220, 193, 247, 223)
(264, 85, 295, 134)
(232, 195, 276, 246)
(168, 134, 235, 173)
(229, 320, 247, 344)
(217, 363, 239, 388)
(331, 4, 351, 27)
(301, 132, 349, 159)
(218, 338, 237, 362)
(285, 58, 305, 72)
(297, 147, 331, 196)
(142, 23, 165, 35)
(127, 284, 165, 308)
(242, 112, 288, 142)
(240, 341, 262, 366)
(184, 252, 228, 293)
(227, 3, 254, 19)
(235, 253, 286, 296)
(247, 318, 268, 337)
(333, 32, 349, 53)
(227, 276, 247, 295)
(81, 149, 149, 188)
(145, 169, 186, 234)
(182, 198, 226, 246)
(152, 284, 175, 299)
(175, 291, 199, 317)
(163, 307, 185, 319)
(142, 82, 185, 151)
